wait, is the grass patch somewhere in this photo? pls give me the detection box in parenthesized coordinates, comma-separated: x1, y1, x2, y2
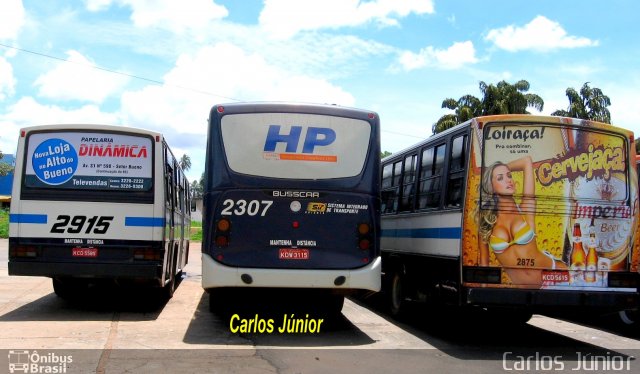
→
(0, 209, 8, 238)
(190, 220, 202, 241)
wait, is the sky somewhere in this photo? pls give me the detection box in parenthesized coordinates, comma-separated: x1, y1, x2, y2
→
(1, 0, 639, 182)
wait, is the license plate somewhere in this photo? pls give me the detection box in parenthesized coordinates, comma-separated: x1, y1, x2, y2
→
(72, 247, 98, 258)
(279, 248, 309, 260)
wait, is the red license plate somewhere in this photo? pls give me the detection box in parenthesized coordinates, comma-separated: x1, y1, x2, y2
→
(72, 247, 98, 258)
(279, 248, 309, 260)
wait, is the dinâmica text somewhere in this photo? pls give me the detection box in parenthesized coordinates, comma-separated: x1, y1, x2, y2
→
(229, 314, 324, 334)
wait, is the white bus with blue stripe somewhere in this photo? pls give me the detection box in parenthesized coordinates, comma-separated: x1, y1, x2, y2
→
(9, 124, 190, 299)
(381, 115, 640, 321)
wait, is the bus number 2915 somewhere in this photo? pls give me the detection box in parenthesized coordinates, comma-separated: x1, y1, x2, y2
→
(50, 215, 114, 234)
(220, 199, 273, 216)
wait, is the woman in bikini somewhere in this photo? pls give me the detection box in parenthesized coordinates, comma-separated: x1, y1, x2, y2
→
(478, 156, 566, 285)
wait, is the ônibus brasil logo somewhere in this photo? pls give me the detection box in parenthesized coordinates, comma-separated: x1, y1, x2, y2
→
(263, 125, 337, 162)
(8, 350, 72, 373)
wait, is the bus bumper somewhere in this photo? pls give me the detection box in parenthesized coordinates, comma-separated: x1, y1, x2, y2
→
(202, 254, 381, 292)
(8, 261, 161, 280)
(466, 287, 640, 310)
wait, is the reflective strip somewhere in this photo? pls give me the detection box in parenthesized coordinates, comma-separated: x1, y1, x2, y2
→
(381, 227, 461, 239)
(125, 217, 165, 227)
(9, 214, 47, 224)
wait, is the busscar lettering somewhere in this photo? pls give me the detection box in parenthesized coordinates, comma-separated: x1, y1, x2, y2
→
(272, 191, 320, 198)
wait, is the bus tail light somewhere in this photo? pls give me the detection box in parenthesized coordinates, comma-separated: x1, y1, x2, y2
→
(215, 218, 231, 247)
(10, 245, 38, 258)
(357, 223, 372, 250)
(133, 248, 162, 261)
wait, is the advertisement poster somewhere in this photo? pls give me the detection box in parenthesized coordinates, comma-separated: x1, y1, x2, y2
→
(462, 117, 638, 290)
(221, 113, 371, 179)
(24, 131, 153, 192)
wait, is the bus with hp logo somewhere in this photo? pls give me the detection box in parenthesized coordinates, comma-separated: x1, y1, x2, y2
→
(202, 102, 381, 315)
(8, 124, 190, 300)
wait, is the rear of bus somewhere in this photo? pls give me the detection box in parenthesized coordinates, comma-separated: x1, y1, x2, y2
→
(8, 125, 166, 295)
(202, 103, 381, 305)
(462, 115, 639, 313)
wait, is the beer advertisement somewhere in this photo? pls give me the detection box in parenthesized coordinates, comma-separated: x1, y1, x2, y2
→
(462, 116, 638, 290)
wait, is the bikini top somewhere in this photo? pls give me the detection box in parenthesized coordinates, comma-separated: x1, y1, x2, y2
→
(489, 217, 535, 254)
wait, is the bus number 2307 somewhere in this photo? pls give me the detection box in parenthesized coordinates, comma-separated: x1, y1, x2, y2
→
(220, 199, 273, 216)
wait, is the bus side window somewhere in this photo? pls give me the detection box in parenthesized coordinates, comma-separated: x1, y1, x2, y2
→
(446, 134, 467, 208)
(381, 162, 400, 214)
(418, 144, 445, 209)
(399, 154, 417, 212)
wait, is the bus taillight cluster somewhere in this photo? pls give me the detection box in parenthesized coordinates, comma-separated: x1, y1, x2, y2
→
(357, 223, 372, 251)
(215, 218, 231, 247)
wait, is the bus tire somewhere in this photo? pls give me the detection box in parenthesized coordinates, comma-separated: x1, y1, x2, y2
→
(388, 270, 406, 317)
(618, 309, 638, 326)
(161, 252, 178, 300)
(52, 278, 83, 299)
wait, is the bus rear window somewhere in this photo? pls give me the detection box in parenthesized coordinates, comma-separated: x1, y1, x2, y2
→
(24, 131, 153, 192)
(221, 113, 371, 179)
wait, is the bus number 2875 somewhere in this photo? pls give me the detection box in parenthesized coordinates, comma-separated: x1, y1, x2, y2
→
(50, 215, 114, 234)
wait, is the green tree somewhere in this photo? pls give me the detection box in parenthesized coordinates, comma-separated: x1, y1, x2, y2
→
(0, 150, 13, 177)
(434, 80, 544, 134)
(433, 95, 482, 134)
(179, 154, 192, 171)
(551, 82, 611, 124)
(381, 150, 392, 158)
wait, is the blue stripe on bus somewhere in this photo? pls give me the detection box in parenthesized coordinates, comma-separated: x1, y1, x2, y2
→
(381, 227, 462, 239)
(125, 217, 165, 227)
(9, 214, 48, 224)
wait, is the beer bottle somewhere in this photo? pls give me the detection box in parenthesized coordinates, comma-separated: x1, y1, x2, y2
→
(570, 222, 586, 270)
(585, 218, 598, 282)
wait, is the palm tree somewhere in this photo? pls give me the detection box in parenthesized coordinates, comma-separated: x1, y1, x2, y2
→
(179, 154, 191, 171)
(433, 95, 482, 134)
(551, 82, 611, 124)
(434, 80, 544, 134)
(480, 80, 544, 115)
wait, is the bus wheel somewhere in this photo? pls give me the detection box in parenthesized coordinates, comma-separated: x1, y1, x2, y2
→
(618, 309, 638, 326)
(160, 260, 177, 300)
(52, 278, 83, 299)
(388, 270, 406, 317)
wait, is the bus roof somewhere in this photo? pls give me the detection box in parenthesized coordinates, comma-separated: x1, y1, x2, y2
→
(383, 114, 633, 162)
(18, 124, 162, 138)
(211, 101, 378, 121)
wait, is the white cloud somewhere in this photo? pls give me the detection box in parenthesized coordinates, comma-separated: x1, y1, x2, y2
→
(0, 57, 16, 100)
(485, 15, 598, 52)
(0, 96, 120, 155)
(397, 41, 478, 71)
(120, 42, 355, 136)
(0, 0, 25, 40)
(34, 50, 129, 104)
(259, 0, 434, 39)
(85, 0, 228, 33)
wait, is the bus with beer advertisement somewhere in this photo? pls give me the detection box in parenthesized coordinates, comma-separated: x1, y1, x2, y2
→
(381, 114, 639, 321)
